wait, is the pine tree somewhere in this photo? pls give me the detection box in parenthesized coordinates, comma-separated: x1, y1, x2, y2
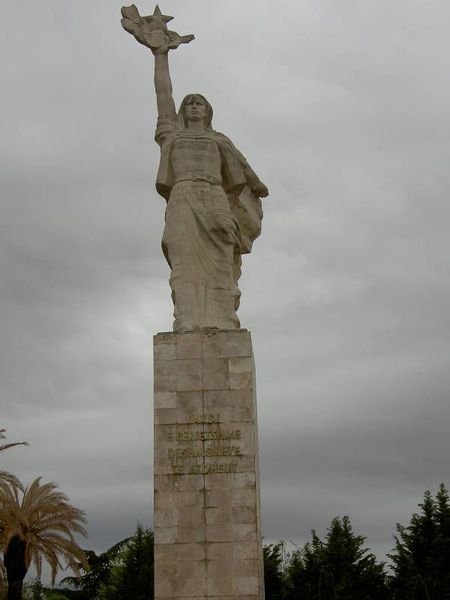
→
(319, 569, 337, 600)
(263, 542, 285, 600)
(284, 516, 388, 600)
(389, 483, 450, 599)
(412, 575, 431, 600)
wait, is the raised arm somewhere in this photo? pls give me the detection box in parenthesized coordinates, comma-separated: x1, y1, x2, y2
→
(121, 4, 194, 126)
(154, 51, 176, 121)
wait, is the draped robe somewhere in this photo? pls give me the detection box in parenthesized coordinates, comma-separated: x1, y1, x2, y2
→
(155, 119, 263, 331)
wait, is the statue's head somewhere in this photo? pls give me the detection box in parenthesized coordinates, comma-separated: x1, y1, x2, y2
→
(179, 94, 213, 129)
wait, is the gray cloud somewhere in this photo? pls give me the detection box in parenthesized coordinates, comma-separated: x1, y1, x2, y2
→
(2, 0, 450, 582)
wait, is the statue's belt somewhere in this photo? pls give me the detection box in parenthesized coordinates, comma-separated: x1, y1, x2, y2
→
(174, 173, 221, 185)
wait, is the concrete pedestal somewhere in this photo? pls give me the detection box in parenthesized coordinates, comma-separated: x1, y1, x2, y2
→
(154, 329, 264, 600)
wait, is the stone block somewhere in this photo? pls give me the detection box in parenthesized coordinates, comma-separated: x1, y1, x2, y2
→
(154, 342, 176, 360)
(206, 573, 234, 596)
(154, 526, 177, 544)
(232, 472, 256, 489)
(173, 473, 205, 491)
(233, 559, 258, 577)
(154, 575, 174, 598)
(233, 541, 258, 560)
(232, 523, 257, 542)
(204, 472, 233, 490)
(206, 541, 234, 561)
(177, 390, 203, 411)
(177, 542, 206, 561)
(177, 524, 206, 543)
(178, 506, 205, 528)
(154, 407, 179, 425)
(232, 488, 256, 507)
(205, 523, 235, 543)
(203, 331, 228, 357)
(154, 391, 177, 409)
(205, 488, 232, 508)
(205, 506, 232, 526)
(227, 330, 252, 357)
(154, 332, 175, 345)
(175, 560, 207, 595)
(206, 559, 234, 579)
(234, 576, 260, 595)
(229, 357, 253, 389)
(231, 505, 256, 525)
(203, 358, 229, 390)
(176, 490, 204, 508)
(176, 333, 203, 359)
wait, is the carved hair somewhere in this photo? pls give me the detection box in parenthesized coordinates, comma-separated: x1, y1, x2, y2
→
(178, 94, 213, 129)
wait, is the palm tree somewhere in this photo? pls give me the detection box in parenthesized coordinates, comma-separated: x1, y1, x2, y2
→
(0, 429, 28, 490)
(0, 476, 88, 600)
(0, 430, 28, 454)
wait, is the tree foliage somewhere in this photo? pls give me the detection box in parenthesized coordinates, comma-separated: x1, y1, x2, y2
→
(60, 538, 131, 598)
(94, 525, 153, 600)
(389, 483, 450, 599)
(319, 569, 337, 600)
(0, 429, 28, 494)
(263, 542, 285, 600)
(284, 516, 388, 600)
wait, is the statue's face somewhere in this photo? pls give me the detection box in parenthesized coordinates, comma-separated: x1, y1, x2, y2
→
(185, 96, 207, 122)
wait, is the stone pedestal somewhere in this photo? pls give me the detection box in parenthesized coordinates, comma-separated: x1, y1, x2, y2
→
(154, 329, 264, 600)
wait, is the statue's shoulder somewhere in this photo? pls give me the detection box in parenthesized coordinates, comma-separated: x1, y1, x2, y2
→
(155, 116, 178, 147)
(213, 130, 233, 144)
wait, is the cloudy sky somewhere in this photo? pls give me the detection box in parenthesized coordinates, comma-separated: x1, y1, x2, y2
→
(2, 0, 450, 581)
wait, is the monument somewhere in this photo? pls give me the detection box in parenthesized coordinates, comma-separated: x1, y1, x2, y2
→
(122, 5, 269, 599)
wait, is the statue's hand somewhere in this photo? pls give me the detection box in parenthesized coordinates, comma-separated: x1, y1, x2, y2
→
(252, 182, 269, 198)
(167, 31, 195, 51)
(121, 4, 169, 52)
(121, 5, 194, 54)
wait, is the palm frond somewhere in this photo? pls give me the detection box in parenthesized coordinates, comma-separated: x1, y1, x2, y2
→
(0, 428, 28, 453)
(0, 475, 88, 586)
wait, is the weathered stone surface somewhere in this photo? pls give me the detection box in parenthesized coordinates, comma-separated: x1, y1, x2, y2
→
(154, 329, 264, 599)
(122, 4, 269, 332)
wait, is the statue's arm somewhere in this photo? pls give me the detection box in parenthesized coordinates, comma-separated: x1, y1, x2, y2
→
(154, 52, 177, 121)
(243, 165, 269, 198)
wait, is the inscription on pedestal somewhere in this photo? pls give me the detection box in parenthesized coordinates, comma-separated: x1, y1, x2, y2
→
(165, 414, 242, 475)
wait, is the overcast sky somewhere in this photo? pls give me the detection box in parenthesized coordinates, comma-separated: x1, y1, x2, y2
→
(2, 0, 450, 583)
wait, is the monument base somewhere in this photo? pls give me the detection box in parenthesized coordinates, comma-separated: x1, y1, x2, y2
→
(154, 329, 264, 599)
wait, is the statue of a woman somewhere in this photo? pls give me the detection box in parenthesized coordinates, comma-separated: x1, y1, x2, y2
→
(122, 5, 269, 332)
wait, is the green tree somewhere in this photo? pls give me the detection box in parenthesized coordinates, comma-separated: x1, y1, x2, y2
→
(263, 542, 285, 599)
(94, 525, 153, 600)
(60, 538, 131, 599)
(389, 483, 450, 599)
(45, 594, 70, 600)
(285, 516, 388, 600)
(412, 575, 431, 600)
(319, 569, 337, 600)
(22, 580, 45, 600)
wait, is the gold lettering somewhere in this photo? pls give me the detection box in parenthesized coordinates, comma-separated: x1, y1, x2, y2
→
(188, 413, 221, 425)
(176, 428, 241, 441)
(186, 462, 238, 475)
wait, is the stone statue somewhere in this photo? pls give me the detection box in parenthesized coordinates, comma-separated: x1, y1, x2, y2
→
(121, 5, 269, 332)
